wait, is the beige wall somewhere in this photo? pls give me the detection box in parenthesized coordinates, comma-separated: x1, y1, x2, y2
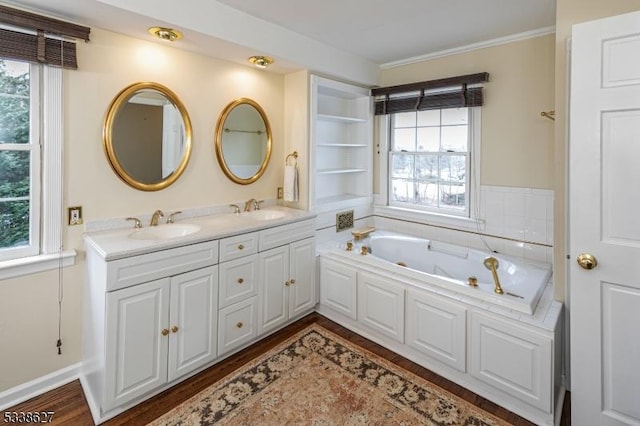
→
(0, 27, 285, 392)
(553, 0, 639, 301)
(380, 34, 556, 190)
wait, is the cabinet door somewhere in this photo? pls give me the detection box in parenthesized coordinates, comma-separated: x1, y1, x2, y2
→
(406, 289, 466, 372)
(105, 278, 170, 411)
(168, 266, 218, 382)
(288, 238, 316, 318)
(258, 245, 289, 334)
(470, 312, 552, 412)
(320, 257, 357, 320)
(357, 271, 405, 343)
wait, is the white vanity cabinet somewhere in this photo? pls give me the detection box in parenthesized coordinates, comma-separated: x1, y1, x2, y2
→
(217, 232, 259, 356)
(104, 265, 218, 411)
(82, 240, 219, 418)
(82, 210, 317, 424)
(258, 237, 316, 334)
(258, 220, 316, 335)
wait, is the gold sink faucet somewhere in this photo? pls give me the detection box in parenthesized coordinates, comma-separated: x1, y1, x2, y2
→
(483, 256, 504, 294)
(244, 199, 263, 211)
(150, 210, 164, 226)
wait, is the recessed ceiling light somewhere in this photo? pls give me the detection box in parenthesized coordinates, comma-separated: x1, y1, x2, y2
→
(248, 55, 274, 68)
(148, 27, 183, 42)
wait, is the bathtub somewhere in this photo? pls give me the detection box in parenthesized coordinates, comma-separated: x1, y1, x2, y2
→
(350, 231, 551, 314)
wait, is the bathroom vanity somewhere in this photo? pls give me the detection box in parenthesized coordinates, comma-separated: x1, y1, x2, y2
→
(80, 207, 316, 424)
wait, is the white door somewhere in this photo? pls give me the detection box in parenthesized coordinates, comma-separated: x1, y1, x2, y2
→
(105, 278, 170, 411)
(168, 266, 218, 382)
(288, 238, 316, 317)
(258, 245, 288, 334)
(570, 10, 640, 425)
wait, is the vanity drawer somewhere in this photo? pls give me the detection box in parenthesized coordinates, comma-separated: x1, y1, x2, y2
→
(218, 296, 257, 356)
(219, 232, 259, 262)
(106, 240, 219, 291)
(259, 218, 315, 251)
(219, 254, 258, 308)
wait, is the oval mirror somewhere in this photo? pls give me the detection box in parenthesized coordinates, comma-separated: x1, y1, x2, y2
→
(215, 98, 272, 185)
(103, 82, 192, 191)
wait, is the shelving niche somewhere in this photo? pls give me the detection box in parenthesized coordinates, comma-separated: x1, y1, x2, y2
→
(310, 75, 372, 212)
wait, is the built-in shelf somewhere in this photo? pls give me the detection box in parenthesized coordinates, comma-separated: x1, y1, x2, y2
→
(317, 143, 368, 148)
(311, 75, 372, 213)
(317, 113, 368, 123)
(317, 168, 367, 175)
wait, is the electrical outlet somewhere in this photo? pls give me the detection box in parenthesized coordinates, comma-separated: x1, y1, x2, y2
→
(277, 187, 284, 199)
(68, 206, 83, 226)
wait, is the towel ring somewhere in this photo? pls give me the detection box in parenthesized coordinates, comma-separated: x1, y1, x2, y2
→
(286, 151, 298, 166)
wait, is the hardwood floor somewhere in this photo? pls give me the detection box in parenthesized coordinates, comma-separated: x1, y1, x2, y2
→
(2, 313, 570, 425)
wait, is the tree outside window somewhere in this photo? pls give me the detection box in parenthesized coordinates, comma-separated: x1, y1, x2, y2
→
(0, 59, 32, 250)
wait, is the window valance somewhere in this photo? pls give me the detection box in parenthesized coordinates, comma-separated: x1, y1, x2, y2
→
(0, 5, 90, 69)
(372, 72, 489, 115)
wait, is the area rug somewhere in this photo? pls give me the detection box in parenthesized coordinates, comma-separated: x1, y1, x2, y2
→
(149, 324, 510, 425)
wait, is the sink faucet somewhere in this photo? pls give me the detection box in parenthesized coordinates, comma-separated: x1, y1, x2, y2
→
(483, 256, 504, 294)
(244, 199, 258, 212)
(150, 210, 164, 226)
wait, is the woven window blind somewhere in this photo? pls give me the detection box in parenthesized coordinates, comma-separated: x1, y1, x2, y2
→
(0, 5, 90, 69)
(372, 72, 489, 115)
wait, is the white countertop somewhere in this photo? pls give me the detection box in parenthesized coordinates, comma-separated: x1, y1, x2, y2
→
(83, 206, 316, 261)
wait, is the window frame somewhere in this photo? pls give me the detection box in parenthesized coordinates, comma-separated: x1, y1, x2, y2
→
(375, 107, 482, 228)
(388, 108, 472, 217)
(0, 60, 74, 278)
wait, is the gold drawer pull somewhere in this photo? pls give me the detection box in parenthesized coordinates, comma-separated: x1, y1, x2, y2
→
(172, 326, 179, 333)
(236, 321, 243, 328)
(238, 244, 244, 250)
(237, 277, 244, 284)
(161, 328, 169, 336)
(289, 279, 296, 284)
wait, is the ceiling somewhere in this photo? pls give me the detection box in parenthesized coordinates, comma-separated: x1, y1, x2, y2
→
(3, 0, 556, 83)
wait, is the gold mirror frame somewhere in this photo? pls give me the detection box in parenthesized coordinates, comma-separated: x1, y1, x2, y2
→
(215, 98, 272, 185)
(103, 82, 193, 191)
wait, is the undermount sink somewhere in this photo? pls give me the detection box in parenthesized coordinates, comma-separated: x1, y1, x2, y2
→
(244, 210, 288, 221)
(128, 223, 201, 240)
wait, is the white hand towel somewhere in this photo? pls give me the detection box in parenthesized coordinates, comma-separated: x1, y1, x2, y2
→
(283, 164, 299, 202)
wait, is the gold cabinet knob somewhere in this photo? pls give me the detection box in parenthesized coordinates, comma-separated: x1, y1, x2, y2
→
(577, 253, 598, 270)
(236, 321, 243, 328)
(238, 244, 244, 250)
(285, 281, 290, 287)
(237, 277, 244, 284)
(161, 328, 169, 336)
(171, 326, 179, 333)
(290, 279, 296, 284)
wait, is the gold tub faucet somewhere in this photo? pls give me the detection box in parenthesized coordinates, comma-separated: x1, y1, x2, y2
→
(483, 256, 504, 294)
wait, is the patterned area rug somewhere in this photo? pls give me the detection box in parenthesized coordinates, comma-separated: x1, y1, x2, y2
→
(149, 324, 510, 425)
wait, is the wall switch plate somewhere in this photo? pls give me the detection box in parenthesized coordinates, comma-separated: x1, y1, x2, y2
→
(277, 187, 283, 199)
(68, 206, 83, 226)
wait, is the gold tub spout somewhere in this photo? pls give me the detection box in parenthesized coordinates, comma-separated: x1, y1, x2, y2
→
(483, 256, 504, 294)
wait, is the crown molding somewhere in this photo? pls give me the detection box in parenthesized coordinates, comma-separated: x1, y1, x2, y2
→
(381, 26, 556, 69)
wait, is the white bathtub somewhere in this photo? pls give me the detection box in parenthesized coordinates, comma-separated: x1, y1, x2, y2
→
(356, 231, 551, 314)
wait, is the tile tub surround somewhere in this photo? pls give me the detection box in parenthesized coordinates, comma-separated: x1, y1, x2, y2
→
(368, 186, 554, 264)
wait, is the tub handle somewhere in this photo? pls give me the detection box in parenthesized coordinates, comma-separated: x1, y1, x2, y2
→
(360, 246, 369, 255)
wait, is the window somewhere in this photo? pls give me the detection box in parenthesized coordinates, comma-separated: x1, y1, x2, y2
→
(372, 72, 488, 221)
(389, 107, 472, 216)
(0, 59, 40, 260)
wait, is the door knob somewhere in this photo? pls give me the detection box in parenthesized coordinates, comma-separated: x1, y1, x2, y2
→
(577, 253, 598, 270)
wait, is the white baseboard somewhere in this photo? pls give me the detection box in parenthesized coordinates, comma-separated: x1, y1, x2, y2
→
(0, 363, 81, 411)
